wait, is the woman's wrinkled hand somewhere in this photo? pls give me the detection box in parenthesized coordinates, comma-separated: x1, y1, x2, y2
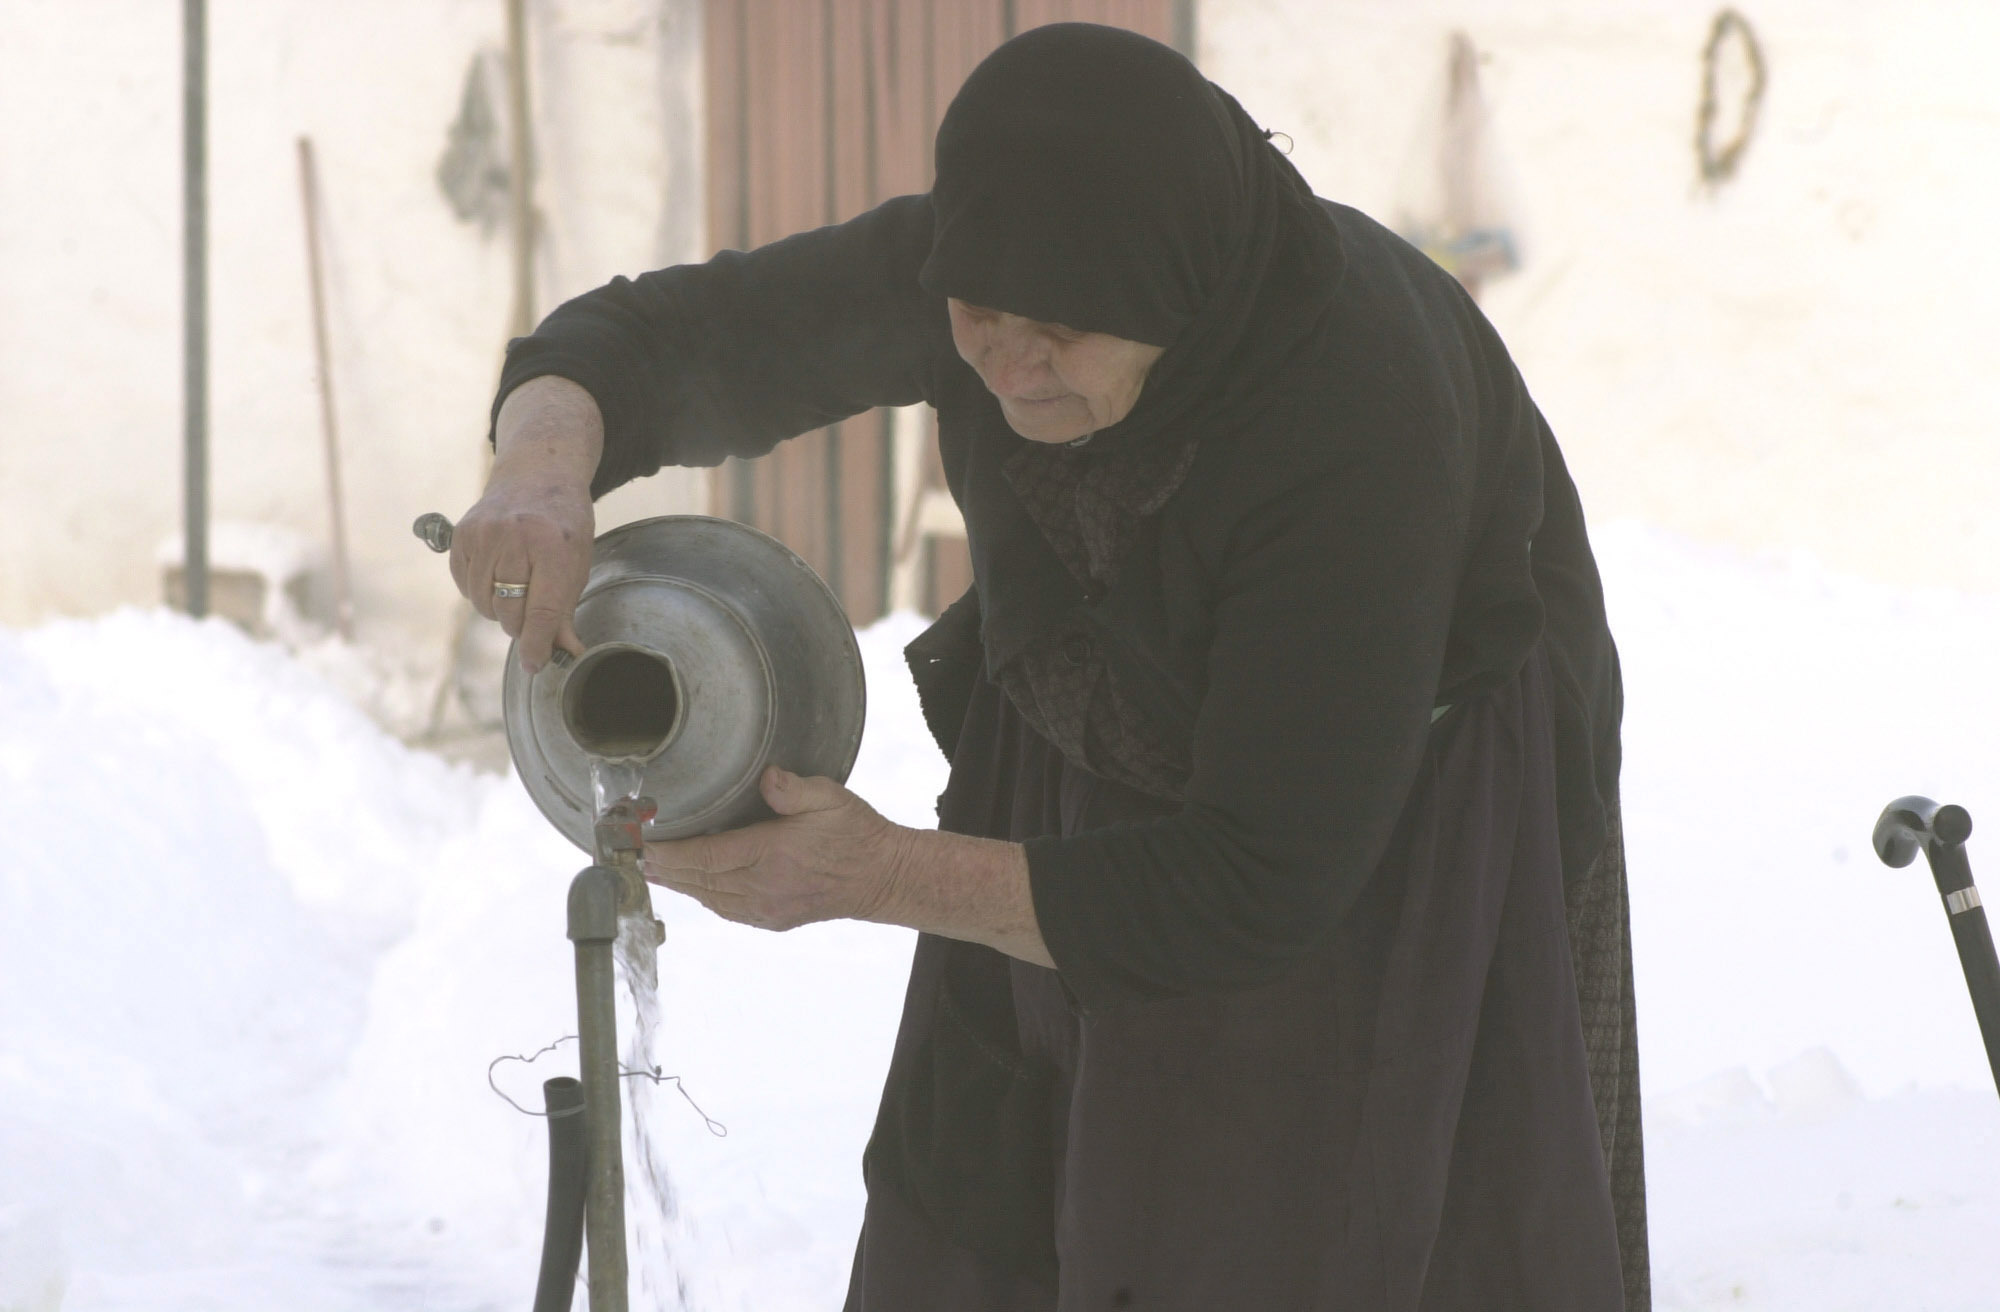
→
(448, 474, 594, 672)
(642, 767, 916, 932)
(448, 376, 605, 673)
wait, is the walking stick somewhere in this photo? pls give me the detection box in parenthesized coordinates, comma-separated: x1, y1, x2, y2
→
(1873, 796, 2000, 1096)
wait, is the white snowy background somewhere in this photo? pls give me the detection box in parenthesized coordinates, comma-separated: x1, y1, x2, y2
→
(2, 522, 1997, 1311)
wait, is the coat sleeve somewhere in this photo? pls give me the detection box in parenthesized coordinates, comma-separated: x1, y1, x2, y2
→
(488, 193, 947, 498)
(1022, 404, 1468, 1009)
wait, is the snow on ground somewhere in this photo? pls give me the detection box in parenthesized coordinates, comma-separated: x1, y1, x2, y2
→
(1, 531, 1995, 1310)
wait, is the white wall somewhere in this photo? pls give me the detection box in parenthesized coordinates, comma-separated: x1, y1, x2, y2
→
(1200, 0, 2000, 593)
(13, 0, 1991, 652)
(0, 0, 706, 660)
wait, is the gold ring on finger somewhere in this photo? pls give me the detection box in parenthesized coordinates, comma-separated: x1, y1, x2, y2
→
(493, 581, 529, 599)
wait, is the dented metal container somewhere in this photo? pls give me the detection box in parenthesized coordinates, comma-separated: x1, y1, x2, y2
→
(502, 515, 866, 852)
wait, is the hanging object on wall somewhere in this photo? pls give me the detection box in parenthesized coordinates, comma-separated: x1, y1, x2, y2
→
(436, 50, 512, 233)
(1695, 8, 1767, 187)
(1394, 31, 1521, 301)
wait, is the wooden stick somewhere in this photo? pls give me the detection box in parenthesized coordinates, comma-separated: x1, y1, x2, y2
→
(296, 135, 354, 640)
(505, 0, 536, 338)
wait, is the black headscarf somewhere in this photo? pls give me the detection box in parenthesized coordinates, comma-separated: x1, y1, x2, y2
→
(919, 22, 1356, 699)
(920, 23, 1344, 454)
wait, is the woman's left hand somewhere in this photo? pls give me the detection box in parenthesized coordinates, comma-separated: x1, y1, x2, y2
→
(642, 767, 914, 931)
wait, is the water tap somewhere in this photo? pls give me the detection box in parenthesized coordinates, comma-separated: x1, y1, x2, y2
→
(593, 794, 666, 948)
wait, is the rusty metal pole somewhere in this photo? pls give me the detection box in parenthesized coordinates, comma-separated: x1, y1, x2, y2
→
(182, 0, 209, 617)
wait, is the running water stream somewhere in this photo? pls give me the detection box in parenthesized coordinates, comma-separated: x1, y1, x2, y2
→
(615, 909, 688, 1308)
(590, 756, 690, 1309)
(590, 756, 646, 818)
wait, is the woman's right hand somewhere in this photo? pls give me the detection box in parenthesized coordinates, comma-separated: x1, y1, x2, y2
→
(448, 376, 606, 673)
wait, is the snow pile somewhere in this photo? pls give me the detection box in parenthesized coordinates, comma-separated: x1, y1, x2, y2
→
(1, 541, 1996, 1309)
(0, 609, 495, 1308)
(1650, 1047, 1865, 1131)
(1649, 1081, 2000, 1312)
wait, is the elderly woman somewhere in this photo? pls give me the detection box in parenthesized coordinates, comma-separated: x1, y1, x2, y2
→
(451, 23, 1645, 1312)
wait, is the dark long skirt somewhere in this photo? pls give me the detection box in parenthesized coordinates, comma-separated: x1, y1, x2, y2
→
(847, 649, 1626, 1310)
(1567, 803, 1650, 1310)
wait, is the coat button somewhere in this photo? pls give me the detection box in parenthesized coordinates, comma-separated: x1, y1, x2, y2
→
(1081, 582, 1106, 605)
(1062, 633, 1093, 666)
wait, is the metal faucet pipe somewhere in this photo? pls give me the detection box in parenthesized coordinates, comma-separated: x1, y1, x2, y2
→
(568, 866, 629, 1312)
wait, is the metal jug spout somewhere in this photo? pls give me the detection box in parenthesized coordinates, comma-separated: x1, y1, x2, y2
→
(564, 645, 685, 762)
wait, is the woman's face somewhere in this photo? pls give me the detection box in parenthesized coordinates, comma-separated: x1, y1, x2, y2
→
(947, 299, 1167, 443)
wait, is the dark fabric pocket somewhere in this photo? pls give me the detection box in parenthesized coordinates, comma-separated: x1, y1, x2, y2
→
(863, 953, 1058, 1283)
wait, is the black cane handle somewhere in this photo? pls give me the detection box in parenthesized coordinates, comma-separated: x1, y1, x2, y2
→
(1873, 795, 1974, 872)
